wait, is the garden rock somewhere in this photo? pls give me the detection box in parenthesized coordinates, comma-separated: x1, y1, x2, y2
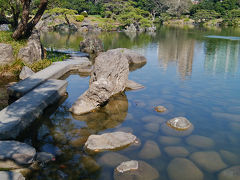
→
(0, 24, 10, 31)
(0, 141, 36, 165)
(186, 135, 215, 149)
(99, 152, 129, 167)
(18, 30, 44, 64)
(125, 79, 144, 90)
(19, 66, 35, 80)
(114, 160, 159, 180)
(70, 50, 129, 115)
(79, 37, 104, 55)
(218, 166, 240, 180)
(0, 43, 14, 65)
(167, 158, 203, 180)
(85, 132, 137, 152)
(138, 140, 161, 159)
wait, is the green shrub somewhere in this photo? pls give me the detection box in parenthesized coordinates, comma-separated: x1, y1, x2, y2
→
(81, 11, 88, 17)
(104, 11, 112, 18)
(75, 15, 84, 22)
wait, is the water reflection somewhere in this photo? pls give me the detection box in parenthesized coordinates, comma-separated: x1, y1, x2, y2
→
(204, 39, 239, 75)
(157, 29, 195, 79)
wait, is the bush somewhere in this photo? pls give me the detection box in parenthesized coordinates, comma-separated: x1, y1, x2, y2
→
(104, 11, 112, 18)
(75, 15, 84, 22)
(81, 11, 88, 17)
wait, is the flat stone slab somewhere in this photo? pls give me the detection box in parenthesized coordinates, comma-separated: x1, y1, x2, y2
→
(0, 79, 67, 139)
(0, 171, 25, 180)
(0, 141, 36, 165)
(85, 132, 137, 152)
(8, 58, 91, 99)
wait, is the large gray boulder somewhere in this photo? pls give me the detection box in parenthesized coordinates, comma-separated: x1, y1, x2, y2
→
(19, 66, 35, 80)
(108, 48, 147, 65)
(79, 37, 104, 55)
(18, 30, 44, 64)
(70, 50, 129, 115)
(0, 43, 14, 65)
(85, 132, 137, 152)
(0, 141, 36, 165)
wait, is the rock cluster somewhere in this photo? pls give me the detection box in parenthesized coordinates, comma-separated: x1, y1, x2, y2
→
(79, 37, 104, 55)
(18, 30, 44, 64)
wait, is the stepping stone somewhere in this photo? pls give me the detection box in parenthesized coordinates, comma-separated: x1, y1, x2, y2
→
(0, 79, 67, 139)
(186, 135, 215, 149)
(218, 166, 240, 180)
(190, 151, 227, 172)
(114, 160, 159, 180)
(167, 158, 203, 180)
(164, 146, 189, 157)
(139, 140, 161, 159)
(0, 141, 36, 165)
(85, 132, 137, 152)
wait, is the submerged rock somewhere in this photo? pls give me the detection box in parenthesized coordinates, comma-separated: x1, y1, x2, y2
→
(85, 132, 137, 152)
(19, 66, 35, 80)
(167, 158, 203, 180)
(219, 150, 240, 165)
(158, 136, 182, 145)
(218, 166, 240, 180)
(144, 122, 160, 132)
(186, 135, 215, 149)
(82, 156, 100, 173)
(164, 146, 189, 157)
(0, 141, 36, 165)
(161, 117, 194, 136)
(138, 140, 161, 159)
(98, 152, 129, 167)
(190, 151, 227, 172)
(0, 43, 14, 65)
(0, 171, 25, 180)
(154, 106, 167, 113)
(70, 50, 129, 115)
(36, 152, 55, 164)
(114, 160, 159, 180)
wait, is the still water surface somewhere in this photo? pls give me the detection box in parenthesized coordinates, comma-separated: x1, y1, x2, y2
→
(28, 27, 240, 179)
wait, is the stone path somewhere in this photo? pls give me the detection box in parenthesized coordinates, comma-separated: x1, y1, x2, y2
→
(8, 58, 91, 99)
(0, 79, 67, 139)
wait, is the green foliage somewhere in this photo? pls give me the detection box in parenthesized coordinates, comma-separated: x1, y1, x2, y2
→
(193, 10, 220, 23)
(75, 15, 84, 22)
(223, 9, 240, 26)
(81, 11, 88, 17)
(46, 8, 77, 16)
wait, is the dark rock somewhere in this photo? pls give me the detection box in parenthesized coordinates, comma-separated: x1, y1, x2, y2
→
(36, 152, 55, 163)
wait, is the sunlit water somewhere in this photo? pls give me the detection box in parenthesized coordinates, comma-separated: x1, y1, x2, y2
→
(25, 27, 240, 179)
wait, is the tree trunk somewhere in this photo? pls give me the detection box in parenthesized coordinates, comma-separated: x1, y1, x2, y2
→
(12, 0, 48, 40)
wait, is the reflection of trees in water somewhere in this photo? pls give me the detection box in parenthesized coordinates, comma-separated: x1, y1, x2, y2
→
(157, 28, 195, 79)
(204, 39, 239, 75)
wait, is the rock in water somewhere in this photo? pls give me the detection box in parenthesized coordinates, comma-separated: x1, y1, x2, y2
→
(79, 37, 104, 55)
(108, 48, 147, 65)
(161, 117, 194, 136)
(114, 160, 159, 180)
(99, 152, 129, 167)
(0, 171, 25, 180)
(85, 132, 137, 152)
(138, 140, 161, 159)
(125, 79, 144, 91)
(18, 30, 44, 64)
(0, 141, 36, 165)
(218, 166, 240, 180)
(19, 66, 35, 80)
(190, 151, 227, 172)
(164, 146, 189, 158)
(186, 135, 215, 149)
(167, 158, 203, 180)
(0, 43, 14, 65)
(154, 105, 167, 113)
(70, 50, 129, 115)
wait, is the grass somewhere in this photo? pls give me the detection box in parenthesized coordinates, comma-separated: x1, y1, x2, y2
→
(0, 31, 69, 79)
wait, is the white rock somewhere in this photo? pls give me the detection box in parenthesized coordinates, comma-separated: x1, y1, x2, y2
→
(19, 66, 35, 80)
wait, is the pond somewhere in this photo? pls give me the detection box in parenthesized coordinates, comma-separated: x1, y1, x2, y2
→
(26, 27, 240, 179)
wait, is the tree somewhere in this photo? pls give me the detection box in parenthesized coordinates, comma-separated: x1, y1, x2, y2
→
(193, 9, 220, 23)
(164, 0, 193, 17)
(12, 0, 48, 40)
